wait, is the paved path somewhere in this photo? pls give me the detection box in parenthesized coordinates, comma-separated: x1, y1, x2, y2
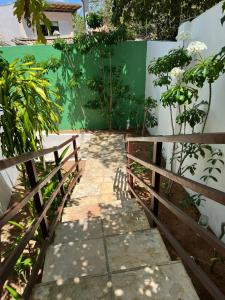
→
(31, 133, 199, 300)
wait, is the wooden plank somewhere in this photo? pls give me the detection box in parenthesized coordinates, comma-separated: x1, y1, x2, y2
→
(150, 141, 162, 227)
(127, 153, 225, 206)
(126, 133, 225, 144)
(0, 136, 78, 171)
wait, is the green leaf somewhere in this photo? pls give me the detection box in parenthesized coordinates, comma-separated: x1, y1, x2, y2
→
(4, 284, 21, 299)
(8, 220, 24, 230)
(59, 146, 70, 162)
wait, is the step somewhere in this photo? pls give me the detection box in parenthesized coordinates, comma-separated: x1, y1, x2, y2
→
(54, 205, 147, 245)
(62, 198, 141, 222)
(42, 228, 170, 284)
(31, 261, 199, 300)
(42, 237, 107, 283)
(106, 229, 170, 272)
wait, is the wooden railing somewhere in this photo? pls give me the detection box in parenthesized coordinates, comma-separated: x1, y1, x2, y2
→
(0, 136, 82, 299)
(126, 133, 225, 300)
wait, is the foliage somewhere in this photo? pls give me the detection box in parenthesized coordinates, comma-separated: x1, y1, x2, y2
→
(143, 97, 158, 132)
(4, 284, 21, 299)
(161, 85, 198, 107)
(53, 27, 138, 130)
(0, 53, 62, 157)
(87, 12, 104, 29)
(176, 101, 207, 129)
(73, 14, 85, 34)
(182, 148, 224, 207)
(13, 0, 51, 43)
(20, 54, 61, 73)
(111, 0, 221, 40)
(86, 65, 135, 128)
(72, 26, 130, 54)
(148, 48, 191, 80)
(183, 56, 224, 87)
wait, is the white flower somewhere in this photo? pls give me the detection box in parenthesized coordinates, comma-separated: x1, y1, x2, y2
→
(187, 41, 207, 55)
(176, 31, 192, 42)
(169, 67, 184, 81)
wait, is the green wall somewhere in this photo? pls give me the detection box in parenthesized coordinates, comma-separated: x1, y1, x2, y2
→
(1, 41, 146, 130)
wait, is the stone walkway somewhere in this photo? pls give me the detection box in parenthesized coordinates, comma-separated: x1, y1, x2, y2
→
(31, 133, 199, 300)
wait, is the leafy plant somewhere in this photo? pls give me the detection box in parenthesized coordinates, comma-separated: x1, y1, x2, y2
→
(86, 65, 135, 129)
(148, 48, 192, 87)
(176, 101, 207, 132)
(142, 97, 158, 134)
(181, 148, 224, 207)
(87, 12, 104, 29)
(0, 53, 62, 157)
(161, 85, 198, 107)
(4, 284, 21, 300)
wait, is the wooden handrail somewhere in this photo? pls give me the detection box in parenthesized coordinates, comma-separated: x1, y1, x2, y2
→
(0, 136, 81, 298)
(126, 132, 225, 144)
(126, 133, 225, 300)
(127, 153, 225, 206)
(0, 135, 78, 171)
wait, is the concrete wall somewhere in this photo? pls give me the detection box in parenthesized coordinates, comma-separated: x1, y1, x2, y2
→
(145, 1, 225, 240)
(0, 4, 74, 44)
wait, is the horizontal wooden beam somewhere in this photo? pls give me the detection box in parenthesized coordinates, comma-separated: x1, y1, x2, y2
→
(0, 135, 78, 171)
(127, 153, 225, 206)
(126, 133, 225, 144)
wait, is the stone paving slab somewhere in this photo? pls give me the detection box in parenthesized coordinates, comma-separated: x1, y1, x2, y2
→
(62, 205, 102, 222)
(62, 198, 141, 222)
(103, 210, 149, 236)
(42, 238, 107, 283)
(31, 275, 111, 300)
(111, 261, 199, 299)
(53, 218, 102, 244)
(106, 229, 170, 272)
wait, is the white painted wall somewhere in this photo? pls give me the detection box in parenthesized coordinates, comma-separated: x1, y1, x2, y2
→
(0, 4, 74, 44)
(44, 11, 74, 36)
(145, 1, 225, 240)
(0, 147, 18, 216)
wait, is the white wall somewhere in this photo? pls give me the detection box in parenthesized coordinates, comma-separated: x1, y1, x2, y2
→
(44, 11, 74, 36)
(0, 4, 33, 44)
(145, 1, 225, 240)
(0, 147, 18, 216)
(0, 4, 74, 44)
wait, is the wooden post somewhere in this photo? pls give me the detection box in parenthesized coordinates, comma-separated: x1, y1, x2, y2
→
(72, 136, 79, 173)
(150, 141, 162, 227)
(54, 150, 65, 198)
(25, 160, 48, 239)
(127, 140, 134, 189)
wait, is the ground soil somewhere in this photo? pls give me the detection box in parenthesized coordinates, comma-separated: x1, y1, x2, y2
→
(132, 140, 225, 300)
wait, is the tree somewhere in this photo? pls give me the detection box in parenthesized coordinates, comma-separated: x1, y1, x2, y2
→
(73, 14, 85, 34)
(111, 0, 221, 40)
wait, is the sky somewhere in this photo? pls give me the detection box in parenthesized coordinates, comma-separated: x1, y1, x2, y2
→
(0, 0, 82, 5)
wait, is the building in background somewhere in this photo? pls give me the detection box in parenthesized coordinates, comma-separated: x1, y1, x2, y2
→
(0, 1, 81, 45)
